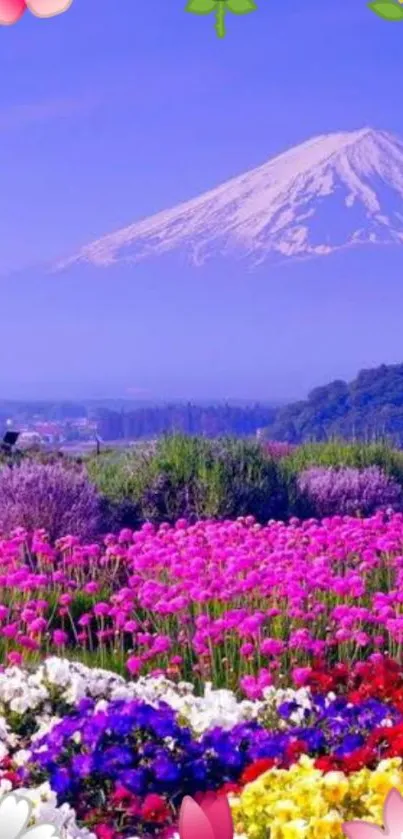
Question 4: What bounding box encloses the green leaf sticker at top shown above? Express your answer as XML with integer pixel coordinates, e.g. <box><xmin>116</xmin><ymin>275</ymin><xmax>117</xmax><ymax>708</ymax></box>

<box><xmin>368</xmin><ymin>0</ymin><xmax>403</xmax><ymax>18</ymax></box>
<box><xmin>186</xmin><ymin>0</ymin><xmax>216</xmax><ymax>13</ymax></box>
<box><xmin>225</xmin><ymin>0</ymin><xmax>257</xmax><ymax>12</ymax></box>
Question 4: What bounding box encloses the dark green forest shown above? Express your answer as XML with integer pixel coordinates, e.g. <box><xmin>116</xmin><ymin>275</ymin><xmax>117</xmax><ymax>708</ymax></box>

<box><xmin>265</xmin><ymin>363</ymin><xmax>403</xmax><ymax>444</ymax></box>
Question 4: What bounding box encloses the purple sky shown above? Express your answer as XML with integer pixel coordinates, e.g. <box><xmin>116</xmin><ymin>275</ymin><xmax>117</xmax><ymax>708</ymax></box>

<box><xmin>1</xmin><ymin>0</ymin><xmax>403</xmax><ymax>400</ymax></box>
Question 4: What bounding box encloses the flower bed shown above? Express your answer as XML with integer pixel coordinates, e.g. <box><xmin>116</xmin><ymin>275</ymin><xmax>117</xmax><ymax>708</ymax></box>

<box><xmin>0</xmin><ymin>512</ymin><xmax>403</xmax><ymax>691</ymax></box>
<box><xmin>1</xmin><ymin>512</ymin><xmax>403</xmax><ymax>837</ymax></box>
<box><xmin>0</xmin><ymin>656</ymin><xmax>400</xmax><ymax>838</ymax></box>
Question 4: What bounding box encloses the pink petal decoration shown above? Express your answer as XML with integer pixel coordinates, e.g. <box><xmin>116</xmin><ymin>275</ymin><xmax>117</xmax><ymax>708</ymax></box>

<box><xmin>383</xmin><ymin>788</ymin><xmax>403</xmax><ymax>836</ymax></box>
<box><xmin>26</xmin><ymin>0</ymin><xmax>72</xmax><ymax>16</ymax></box>
<box><xmin>343</xmin><ymin>823</ymin><xmax>384</xmax><ymax>839</ymax></box>
<box><xmin>179</xmin><ymin>797</ymin><xmax>216</xmax><ymax>839</ymax></box>
<box><xmin>343</xmin><ymin>788</ymin><xmax>403</xmax><ymax>839</ymax></box>
<box><xmin>0</xmin><ymin>0</ymin><xmax>26</xmax><ymax>24</ymax></box>
<box><xmin>199</xmin><ymin>794</ymin><xmax>234</xmax><ymax>839</ymax></box>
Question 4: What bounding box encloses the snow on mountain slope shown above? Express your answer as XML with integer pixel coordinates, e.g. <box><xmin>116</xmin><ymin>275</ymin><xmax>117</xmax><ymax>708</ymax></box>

<box><xmin>57</xmin><ymin>128</ymin><xmax>403</xmax><ymax>269</ymax></box>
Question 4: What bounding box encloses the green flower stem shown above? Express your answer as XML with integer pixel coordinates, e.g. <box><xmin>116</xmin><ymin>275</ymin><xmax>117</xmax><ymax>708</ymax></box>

<box><xmin>215</xmin><ymin>1</ymin><xmax>226</xmax><ymax>37</ymax></box>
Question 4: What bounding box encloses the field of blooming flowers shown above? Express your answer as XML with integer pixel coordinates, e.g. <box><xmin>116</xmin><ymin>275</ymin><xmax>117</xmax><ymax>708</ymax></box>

<box><xmin>3</xmin><ymin>509</ymin><xmax>403</xmax><ymax>838</ymax></box>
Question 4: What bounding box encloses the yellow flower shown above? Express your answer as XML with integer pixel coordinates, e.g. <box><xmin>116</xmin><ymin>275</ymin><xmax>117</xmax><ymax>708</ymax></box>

<box><xmin>368</xmin><ymin>769</ymin><xmax>401</xmax><ymax>797</ymax></box>
<box><xmin>282</xmin><ymin>820</ymin><xmax>310</xmax><ymax>839</ymax></box>
<box><xmin>322</xmin><ymin>772</ymin><xmax>349</xmax><ymax>804</ymax></box>
<box><xmin>311</xmin><ymin>811</ymin><xmax>343</xmax><ymax>839</ymax></box>
<box><xmin>230</xmin><ymin>756</ymin><xmax>403</xmax><ymax>839</ymax></box>
<box><xmin>272</xmin><ymin>800</ymin><xmax>299</xmax><ymax>823</ymax></box>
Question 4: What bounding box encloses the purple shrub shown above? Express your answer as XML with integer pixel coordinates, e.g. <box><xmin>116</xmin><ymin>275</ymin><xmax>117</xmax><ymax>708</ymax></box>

<box><xmin>0</xmin><ymin>460</ymin><xmax>103</xmax><ymax>540</ymax></box>
<box><xmin>297</xmin><ymin>465</ymin><xmax>403</xmax><ymax>518</ymax></box>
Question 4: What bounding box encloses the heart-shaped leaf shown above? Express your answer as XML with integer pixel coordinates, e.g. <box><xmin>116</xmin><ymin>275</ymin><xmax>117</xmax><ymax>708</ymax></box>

<box><xmin>225</xmin><ymin>0</ymin><xmax>257</xmax><ymax>12</ymax></box>
<box><xmin>368</xmin><ymin>1</ymin><xmax>403</xmax><ymax>19</ymax></box>
<box><xmin>186</xmin><ymin>0</ymin><xmax>216</xmax><ymax>13</ymax></box>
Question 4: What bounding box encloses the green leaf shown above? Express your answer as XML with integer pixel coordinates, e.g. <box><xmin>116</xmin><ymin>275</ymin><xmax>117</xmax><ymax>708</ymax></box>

<box><xmin>368</xmin><ymin>1</ymin><xmax>403</xmax><ymax>19</ymax></box>
<box><xmin>186</xmin><ymin>0</ymin><xmax>217</xmax><ymax>13</ymax></box>
<box><xmin>225</xmin><ymin>0</ymin><xmax>257</xmax><ymax>12</ymax></box>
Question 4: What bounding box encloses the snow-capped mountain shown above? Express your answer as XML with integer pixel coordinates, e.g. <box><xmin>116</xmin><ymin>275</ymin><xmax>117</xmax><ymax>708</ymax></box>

<box><xmin>58</xmin><ymin>128</ymin><xmax>403</xmax><ymax>269</ymax></box>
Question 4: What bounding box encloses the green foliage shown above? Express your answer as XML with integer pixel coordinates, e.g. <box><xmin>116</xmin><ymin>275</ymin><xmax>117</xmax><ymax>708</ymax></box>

<box><xmin>266</xmin><ymin>363</ymin><xmax>403</xmax><ymax>445</ymax></box>
<box><xmin>225</xmin><ymin>0</ymin><xmax>257</xmax><ymax>12</ymax></box>
<box><xmin>368</xmin><ymin>0</ymin><xmax>403</xmax><ymax>19</ymax></box>
<box><xmin>186</xmin><ymin>0</ymin><xmax>216</xmax><ymax>11</ymax></box>
<box><xmin>283</xmin><ymin>439</ymin><xmax>403</xmax><ymax>477</ymax></box>
<box><xmin>185</xmin><ymin>0</ymin><xmax>257</xmax><ymax>38</ymax></box>
<box><xmin>88</xmin><ymin>434</ymin><xmax>287</xmax><ymax>525</ymax></box>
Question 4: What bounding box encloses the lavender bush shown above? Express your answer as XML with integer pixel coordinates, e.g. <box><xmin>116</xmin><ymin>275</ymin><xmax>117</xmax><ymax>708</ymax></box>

<box><xmin>297</xmin><ymin>465</ymin><xmax>403</xmax><ymax>518</ymax></box>
<box><xmin>0</xmin><ymin>460</ymin><xmax>103</xmax><ymax>540</ymax></box>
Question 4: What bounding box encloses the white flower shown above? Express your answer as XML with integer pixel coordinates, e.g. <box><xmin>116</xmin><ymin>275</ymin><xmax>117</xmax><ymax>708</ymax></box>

<box><xmin>14</xmin><ymin>751</ymin><xmax>32</xmax><ymax>768</ymax></box>
<box><xmin>0</xmin><ymin>792</ymin><xmax>59</xmax><ymax>839</ymax></box>
<box><xmin>14</xmin><ymin>788</ymin><xmax>95</xmax><ymax>839</ymax></box>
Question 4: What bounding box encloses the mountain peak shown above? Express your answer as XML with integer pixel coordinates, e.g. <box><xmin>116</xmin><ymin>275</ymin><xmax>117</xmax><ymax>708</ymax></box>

<box><xmin>57</xmin><ymin>127</ymin><xmax>403</xmax><ymax>270</ymax></box>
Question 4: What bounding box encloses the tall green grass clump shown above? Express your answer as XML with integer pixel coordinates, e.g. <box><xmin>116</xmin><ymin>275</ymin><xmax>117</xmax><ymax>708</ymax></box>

<box><xmin>88</xmin><ymin>434</ymin><xmax>288</xmax><ymax>525</ymax></box>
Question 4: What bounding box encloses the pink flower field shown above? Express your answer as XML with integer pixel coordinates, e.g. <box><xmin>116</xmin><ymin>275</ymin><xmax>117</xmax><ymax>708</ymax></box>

<box><xmin>0</xmin><ymin>511</ymin><xmax>401</xmax><ymax>691</ymax></box>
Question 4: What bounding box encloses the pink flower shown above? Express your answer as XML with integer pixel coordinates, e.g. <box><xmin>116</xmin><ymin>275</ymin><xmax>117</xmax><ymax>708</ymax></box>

<box><xmin>260</xmin><ymin>638</ymin><xmax>285</xmax><ymax>656</ymax></box>
<box><xmin>292</xmin><ymin>667</ymin><xmax>312</xmax><ymax>687</ymax></box>
<box><xmin>29</xmin><ymin>617</ymin><xmax>47</xmax><ymax>633</ymax></box>
<box><xmin>7</xmin><ymin>651</ymin><xmax>22</xmax><ymax>666</ymax></box>
<box><xmin>127</xmin><ymin>656</ymin><xmax>142</xmax><ymax>675</ymax></box>
<box><xmin>2</xmin><ymin>623</ymin><xmax>19</xmax><ymax>639</ymax></box>
<box><xmin>78</xmin><ymin>614</ymin><xmax>92</xmax><ymax>627</ymax></box>
<box><xmin>124</xmin><ymin>620</ymin><xmax>138</xmax><ymax>633</ymax></box>
<box><xmin>83</xmin><ymin>582</ymin><xmax>100</xmax><ymax>595</ymax></box>
<box><xmin>59</xmin><ymin>594</ymin><xmax>72</xmax><ymax>607</ymax></box>
<box><xmin>152</xmin><ymin>635</ymin><xmax>172</xmax><ymax>654</ymax></box>
<box><xmin>93</xmin><ymin>602</ymin><xmax>110</xmax><ymax>617</ymax></box>
<box><xmin>52</xmin><ymin>629</ymin><xmax>68</xmax><ymax>646</ymax></box>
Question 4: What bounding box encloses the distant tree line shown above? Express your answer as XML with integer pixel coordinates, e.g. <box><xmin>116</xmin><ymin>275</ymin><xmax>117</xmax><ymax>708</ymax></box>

<box><xmin>96</xmin><ymin>403</ymin><xmax>276</xmax><ymax>441</ymax></box>
<box><xmin>5</xmin><ymin>360</ymin><xmax>403</xmax><ymax>446</ymax></box>
<box><xmin>265</xmin><ymin>363</ymin><xmax>403</xmax><ymax>445</ymax></box>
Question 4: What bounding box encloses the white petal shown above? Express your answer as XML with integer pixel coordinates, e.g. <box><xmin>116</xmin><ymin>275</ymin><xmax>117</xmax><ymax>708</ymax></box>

<box><xmin>26</xmin><ymin>0</ymin><xmax>72</xmax><ymax>16</ymax></box>
<box><xmin>22</xmin><ymin>826</ymin><xmax>60</xmax><ymax>839</ymax></box>
<box><xmin>0</xmin><ymin>795</ymin><xmax>31</xmax><ymax>839</ymax></box>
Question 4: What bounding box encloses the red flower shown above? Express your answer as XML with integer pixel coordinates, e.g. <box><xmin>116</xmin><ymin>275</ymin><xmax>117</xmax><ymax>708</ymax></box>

<box><xmin>94</xmin><ymin>825</ymin><xmax>116</xmax><ymax>839</ymax></box>
<box><xmin>141</xmin><ymin>794</ymin><xmax>170</xmax><ymax>823</ymax></box>
<box><xmin>341</xmin><ymin>746</ymin><xmax>376</xmax><ymax>774</ymax></box>
<box><xmin>241</xmin><ymin>758</ymin><xmax>275</xmax><ymax>785</ymax></box>
<box><xmin>110</xmin><ymin>785</ymin><xmax>135</xmax><ymax>805</ymax></box>
<box><xmin>285</xmin><ymin>739</ymin><xmax>307</xmax><ymax>763</ymax></box>
<box><xmin>314</xmin><ymin>756</ymin><xmax>340</xmax><ymax>773</ymax></box>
